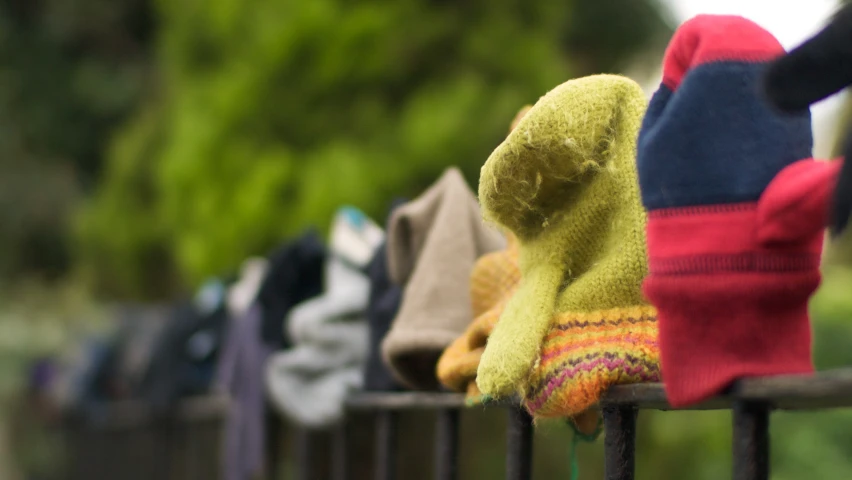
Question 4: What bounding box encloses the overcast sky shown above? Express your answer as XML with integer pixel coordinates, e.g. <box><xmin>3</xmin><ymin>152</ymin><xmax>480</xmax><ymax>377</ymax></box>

<box><xmin>659</xmin><ymin>0</ymin><xmax>844</xmax><ymax>156</ymax></box>
<box><xmin>664</xmin><ymin>0</ymin><xmax>839</xmax><ymax>48</ymax></box>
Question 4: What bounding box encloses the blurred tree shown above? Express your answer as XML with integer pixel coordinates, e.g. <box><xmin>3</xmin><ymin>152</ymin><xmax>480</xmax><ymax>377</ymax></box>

<box><xmin>79</xmin><ymin>0</ymin><xmax>673</xmax><ymax>298</ymax></box>
<box><xmin>0</xmin><ymin>0</ymin><xmax>153</xmax><ymax>280</ymax></box>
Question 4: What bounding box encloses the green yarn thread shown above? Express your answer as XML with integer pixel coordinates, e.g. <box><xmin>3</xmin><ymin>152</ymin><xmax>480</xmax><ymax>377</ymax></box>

<box><xmin>567</xmin><ymin>415</ymin><xmax>603</xmax><ymax>480</ymax></box>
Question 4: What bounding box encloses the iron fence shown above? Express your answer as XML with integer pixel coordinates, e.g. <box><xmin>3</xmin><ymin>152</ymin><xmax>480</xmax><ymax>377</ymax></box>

<box><xmin>285</xmin><ymin>368</ymin><xmax>852</xmax><ymax>480</ymax></box>
<box><xmin>60</xmin><ymin>396</ymin><xmax>229</xmax><ymax>480</ymax></box>
<box><xmin>52</xmin><ymin>368</ymin><xmax>852</xmax><ymax>480</ymax></box>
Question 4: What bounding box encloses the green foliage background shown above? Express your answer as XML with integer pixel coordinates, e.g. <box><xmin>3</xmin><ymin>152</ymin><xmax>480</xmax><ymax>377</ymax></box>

<box><xmin>6</xmin><ymin>0</ymin><xmax>852</xmax><ymax>479</ymax></box>
<box><xmin>0</xmin><ymin>0</ymin><xmax>151</xmax><ymax>282</ymax></box>
<box><xmin>75</xmin><ymin>0</ymin><xmax>673</xmax><ymax>299</ymax></box>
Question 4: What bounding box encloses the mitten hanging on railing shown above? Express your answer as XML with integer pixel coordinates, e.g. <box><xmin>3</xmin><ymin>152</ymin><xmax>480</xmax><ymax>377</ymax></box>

<box><xmin>476</xmin><ymin>75</ymin><xmax>659</xmax><ymax>428</ymax></box>
<box><xmin>637</xmin><ymin>14</ymin><xmax>843</xmax><ymax>408</ymax></box>
<box><xmin>436</xmin><ymin>231</ymin><xmax>521</xmax><ymax>402</ymax></box>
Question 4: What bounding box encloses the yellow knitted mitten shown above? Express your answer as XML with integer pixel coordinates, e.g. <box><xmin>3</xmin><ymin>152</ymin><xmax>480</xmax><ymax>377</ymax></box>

<box><xmin>476</xmin><ymin>75</ymin><xmax>654</xmax><ymax>399</ymax></box>
<box><xmin>436</xmin><ymin>232</ymin><xmax>521</xmax><ymax>402</ymax></box>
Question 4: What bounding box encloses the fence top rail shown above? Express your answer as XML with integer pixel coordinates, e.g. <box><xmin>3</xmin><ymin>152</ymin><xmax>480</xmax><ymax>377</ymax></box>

<box><xmin>345</xmin><ymin>368</ymin><xmax>852</xmax><ymax>412</ymax></box>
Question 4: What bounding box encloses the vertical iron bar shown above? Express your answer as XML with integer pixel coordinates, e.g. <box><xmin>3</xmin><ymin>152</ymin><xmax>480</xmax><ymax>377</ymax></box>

<box><xmin>266</xmin><ymin>408</ymin><xmax>281</xmax><ymax>480</ymax></box>
<box><xmin>603</xmin><ymin>405</ymin><xmax>638</xmax><ymax>480</ymax></box>
<box><xmin>375</xmin><ymin>411</ymin><xmax>397</xmax><ymax>480</ymax></box>
<box><xmin>732</xmin><ymin>401</ymin><xmax>770</xmax><ymax>480</ymax></box>
<box><xmin>296</xmin><ymin>428</ymin><xmax>313</xmax><ymax>480</ymax></box>
<box><xmin>434</xmin><ymin>409</ymin><xmax>460</xmax><ymax>480</ymax></box>
<box><xmin>156</xmin><ymin>419</ymin><xmax>174</xmax><ymax>480</ymax></box>
<box><xmin>506</xmin><ymin>407</ymin><xmax>533</xmax><ymax>480</ymax></box>
<box><xmin>333</xmin><ymin>419</ymin><xmax>350</xmax><ymax>480</ymax></box>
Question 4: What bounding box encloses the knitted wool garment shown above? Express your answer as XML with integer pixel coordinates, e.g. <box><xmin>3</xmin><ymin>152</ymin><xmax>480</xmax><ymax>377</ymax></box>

<box><xmin>363</xmin><ymin>240</ymin><xmax>405</xmax><ymax>391</ymax></box>
<box><xmin>364</xmin><ymin>199</ymin><xmax>407</xmax><ymax>391</ymax></box>
<box><xmin>382</xmin><ymin>168</ymin><xmax>505</xmax><ymax>390</ymax></box>
<box><xmin>256</xmin><ymin>231</ymin><xmax>326</xmax><ymax>348</ymax></box>
<box><xmin>436</xmin><ymin>231</ymin><xmax>521</xmax><ymax>401</ymax></box>
<box><xmin>435</xmin><ymin>105</ymin><xmax>530</xmax><ymax>401</ymax></box>
<box><xmin>265</xmin><ymin>207</ymin><xmax>383</xmax><ymax>428</ymax></box>
<box><xmin>637</xmin><ymin>15</ymin><xmax>842</xmax><ymax>407</ymax></box>
<box><xmin>476</xmin><ymin>75</ymin><xmax>660</xmax><ymax>420</ymax></box>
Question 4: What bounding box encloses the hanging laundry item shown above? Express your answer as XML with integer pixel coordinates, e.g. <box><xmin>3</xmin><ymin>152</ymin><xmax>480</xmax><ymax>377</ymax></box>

<box><xmin>138</xmin><ymin>279</ymin><xmax>229</xmax><ymax>413</ymax></box>
<box><xmin>265</xmin><ymin>207</ymin><xmax>383</xmax><ymax>428</ymax></box>
<box><xmin>475</xmin><ymin>75</ymin><xmax>660</xmax><ymax>431</ymax></box>
<box><xmin>218</xmin><ymin>305</ymin><xmax>269</xmax><ymax>480</ymax></box>
<box><xmin>55</xmin><ymin>335</ymin><xmax>119</xmax><ymax>420</ymax></box>
<box><xmin>115</xmin><ymin>306</ymin><xmax>172</xmax><ymax>394</ymax></box>
<box><xmin>437</xmin><ymin>230</ymin><xmax>520</xmax><ymax>402</ymax></box>
<box><xmin>637</xmin><ymin>15</ymin><xmax>841</xmax><ymax>407</ymax></box>
<box><xmin>217</xmin><ymin>230</ymin><xmax>327</xmax><ymax>480</ymax></box>
<box><xmin>227</xmin><ymin>257</ymin><xmax>268</xmax><ymax>319</ymax></box>
<box><xmin>436</xmin><ymin>108</ymin><xmax>529</xmax><ymax>402</ymax></box>
<box><xmin>363</xmin><ymin>200</ymin><xmax>407</xmax><ymax>392</ymax></box>
<box><xmin>217</xmin><ymin>258</ymin><xmax>270</xmax><ymax>480</ymax></box>
<box><xmin>382</xmin><ymin>168</ymin><xmax>505</xmax><ymax>390</ymax></box>
<box><xmin>257</xmin><ymin>231</ymin><xmax>326</xmax><ymax>349</ymax></box>
<box><xmin>44</xmin><ymin>304</ymin><xmax>170</xmax><ymax>419</ymax></box>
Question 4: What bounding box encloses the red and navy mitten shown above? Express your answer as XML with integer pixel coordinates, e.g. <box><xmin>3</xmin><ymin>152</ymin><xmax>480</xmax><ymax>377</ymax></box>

<box><xmin>636</xmin><ymin>14</ymin><xmax>843</xmax><ymax>407</ymax></box>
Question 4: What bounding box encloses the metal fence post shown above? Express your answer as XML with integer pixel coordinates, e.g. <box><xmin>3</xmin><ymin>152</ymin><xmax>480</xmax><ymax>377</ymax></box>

<box><xmin>434</xmin><ymin>409</ymin><xmax>460</xmax><ymax>480</ymax></box>
<box><xmin>296</xmin><ymin>429</ymin><xmax>314</xmax><ymax>480</ymax></box>
<box><xmin>506</xmin><ymin>407</ymin><xmax>533</xmax><ymax>480</ymax></box>
<box><xmin>603</xmin><ymin>405</ymin><xmax>638</xmax><ymax>480</ymax></box>
<box><xmin>375</xmin><ymin>411</ymin><xmax>398</xmax><ymax>480</ymax></box>
<box><xmin>732</xmin><ymin>401</ymin><xmax>770</xmax><ymax>480</ymax></box>
<box><xmin>333</xmin><ymin>419</ymin><xmax>350</xmax><ymax>480</ymax></box>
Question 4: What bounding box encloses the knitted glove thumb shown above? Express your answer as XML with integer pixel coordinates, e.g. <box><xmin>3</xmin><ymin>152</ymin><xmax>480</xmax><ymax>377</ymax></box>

<box><xmin>475</xmin><ymin>258</ymin><xmax>561</xmax><ymax>396</ymax></box>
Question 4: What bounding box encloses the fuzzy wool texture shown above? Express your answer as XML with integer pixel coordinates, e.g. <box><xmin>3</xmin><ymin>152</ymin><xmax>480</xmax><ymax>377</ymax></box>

<box><xmin>476</xmin><ymin>75</ymin><xmax>653</xmax><ymax>399</ymax></box>
<box><xmin>524</xmin><ymin>305</ymin><xmax>660</xmax><ymax>417</ymax></box>
<box><xmin>637</xmin><ymin>15</ymin><xmax>827</xmax><ymax>408</ymax></box>
<box><xmin>436</xmin><ymin>231</ymin><xmax>521</xmax><ymax>401</ymax></box>
<box><xmin>382</xmin><ymin>167</ymin><xmax>505</xmax><ymax>390</ymax></box>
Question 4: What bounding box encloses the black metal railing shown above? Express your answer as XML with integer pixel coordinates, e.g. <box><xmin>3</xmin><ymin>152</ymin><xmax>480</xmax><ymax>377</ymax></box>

<box><xmin>283</xmin><ymin>368</ymin><xmax>852</xmax><ymax>480</ymax></box>
<box><xmin>59</xmin><ymin>395</ymin><xmax>229</xmax><ymax>480</ymax></box>
<box><xmin>51</xmin><ymin>368</ymin><xmax>852</xmax><ymax>480</ymax></box>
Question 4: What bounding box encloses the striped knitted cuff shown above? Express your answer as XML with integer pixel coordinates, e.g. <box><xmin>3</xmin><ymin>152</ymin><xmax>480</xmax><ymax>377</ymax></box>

<box><xmin>523</xmin><ymin>306</ymin><xmax>660</xmax><ymax>418</ymax></box>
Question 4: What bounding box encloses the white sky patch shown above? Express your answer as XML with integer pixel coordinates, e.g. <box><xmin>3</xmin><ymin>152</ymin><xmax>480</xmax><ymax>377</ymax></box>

<box><xmin>664</xmin><ymin>0</ymin><xmax>839</xmax><ymax>49</ymax></box>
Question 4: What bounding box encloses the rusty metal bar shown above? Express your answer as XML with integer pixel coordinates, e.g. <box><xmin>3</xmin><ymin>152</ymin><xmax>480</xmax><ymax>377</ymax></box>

<box><xmin>434</xmin><ymin>409</ymin><xmax>460</xmax><ymax>480</ymax></box>
<box><xmin>604</xmin><ymin>405</ymin><xmax>638</xmax><ymax>480</ymax></box>
<box><xmin>506</xmin><ymin>407</ymin><xmax>533</xmax><ymax>480</ymax></box>
<box><xmin>375</xmin><ymin>411</ymin><xmax>398</xmax><ymax>480</ymax></box>
<box><xmin>732</xmin><ymin>401</ymin><xmax>770</xmax><ymax>480</ymax></box>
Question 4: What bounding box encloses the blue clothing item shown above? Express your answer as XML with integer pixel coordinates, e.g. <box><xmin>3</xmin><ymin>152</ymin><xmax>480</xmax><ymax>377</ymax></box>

<box><xmin>637</xmin><ymin>61</ymin><xmax>813</xmax><ymax>210</ymax></box>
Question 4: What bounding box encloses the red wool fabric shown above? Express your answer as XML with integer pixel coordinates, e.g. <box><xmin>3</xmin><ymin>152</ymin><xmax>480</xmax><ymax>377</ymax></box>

<box><xmin>662</xmin><ymin>14</ymin><xmax>784</xmax><ymax>90</ymax></box>
<box><xmin>645</xmin><ymin>159</ymin><xmax>842</xmax><ymax>407</ymax></box>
